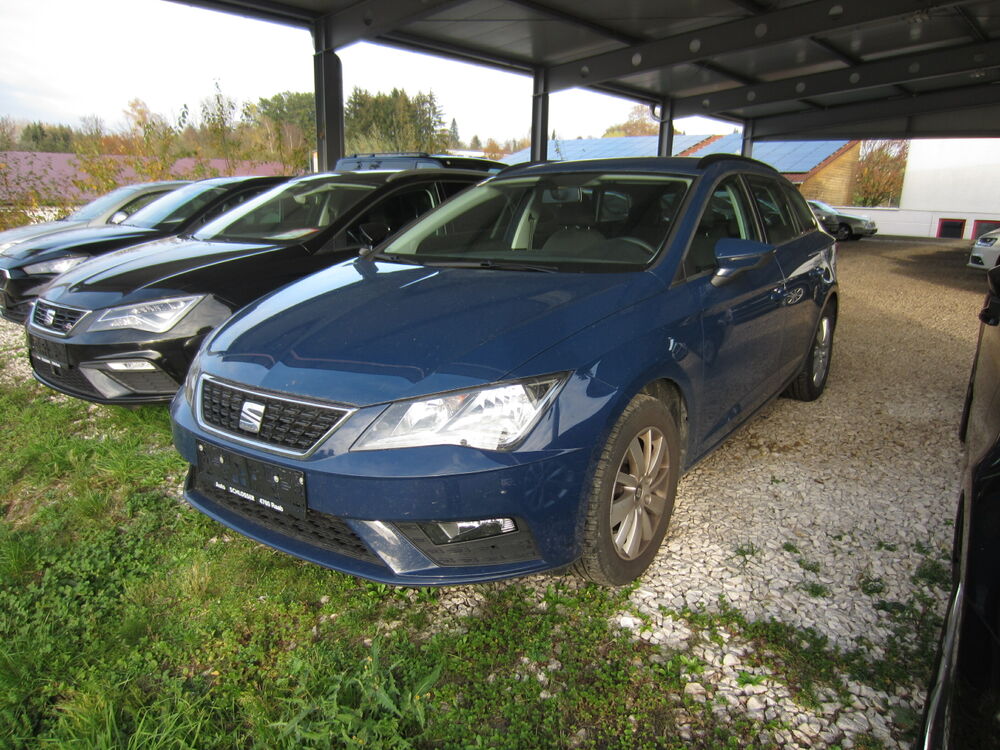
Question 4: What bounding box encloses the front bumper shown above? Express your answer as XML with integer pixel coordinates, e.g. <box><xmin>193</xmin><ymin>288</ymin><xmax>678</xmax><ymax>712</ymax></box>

<box><xmin>171</xmin><ymin>388</ymin><xmax>595</xmax><ymax>585</ymax></box>
<box><xmin>0</xmin><ymin>267</ymin><xmax>51</xmax><ymax>324</ymax></box>
<box><xmin>27</xmin><ymin>327</ymin><xmax>203</xmax><ymax>404</ymax></box>
<box><xmin>968</xmin><ymin>245</ymin><xmax>999</xmax><ymax>270</ymax></box>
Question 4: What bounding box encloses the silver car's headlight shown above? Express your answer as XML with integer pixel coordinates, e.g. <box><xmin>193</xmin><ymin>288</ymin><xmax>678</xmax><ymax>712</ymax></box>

<box><xmin>88</xmin><ymin>295</ymin><xmax>203</xmax><ymax>334</ymax></box>
<box><xmin>23</xmin><ymin>255</ymin><xmax>89</xmax><ymax>275</ymax></box>
<box><xmin>353</xmin><ymin>374</ymin><xmax>567</xmax><ymax>452</ymax></box>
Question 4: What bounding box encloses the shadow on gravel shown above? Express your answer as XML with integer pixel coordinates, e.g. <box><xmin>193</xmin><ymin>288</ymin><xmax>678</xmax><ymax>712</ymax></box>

<box><xmin>843</xmin><ymin>239</ymin><xmax>986</xmax><ymax>295</ymax></box>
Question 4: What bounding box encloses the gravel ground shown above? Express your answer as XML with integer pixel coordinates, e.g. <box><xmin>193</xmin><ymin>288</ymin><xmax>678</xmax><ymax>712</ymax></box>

<box><xmin>0</xmin><ymin>238</ymin><xmax>987</xmax><ymax>747</ymax></box>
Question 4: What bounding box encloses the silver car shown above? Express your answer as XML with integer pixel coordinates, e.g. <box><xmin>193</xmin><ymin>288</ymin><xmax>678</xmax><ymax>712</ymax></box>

<box><xmin>0</xmin><ymin>181</ymin><xmax>187</xmax><ymax>255</ymax></box>
<box><xmin>807</xmin><ymin>199</ymin><xmax>878</xmax><ymax>241</ymax></box>
<box><xmin>969</xmin><ymin>228</ymin><xmax>1000</xmax><ymax>270</ymax></box>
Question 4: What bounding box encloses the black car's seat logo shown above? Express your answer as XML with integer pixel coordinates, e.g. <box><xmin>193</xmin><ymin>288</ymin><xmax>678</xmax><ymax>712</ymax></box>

<box><xmin>239</xmin><ymin>401</ymin><xmax>266</xmax><ymax>433</ymax></box>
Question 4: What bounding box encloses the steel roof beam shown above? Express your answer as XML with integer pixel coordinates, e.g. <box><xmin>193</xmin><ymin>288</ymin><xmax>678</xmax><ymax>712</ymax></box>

<box><xmin>546</xmin><ymin>0</ymin><xmax>964</xmax><ymax>93</ymax></box>
<box><xmin>672</xmin><ymin>39</ymin><xmax>1000</xmax><ymax>118</ymax></box>
<box><xmin>315</xmin><ymin>0</ymin><xmax>465</xmax><ymax>52</ymax></box>
<box><xmin>164</xmin><ymin>0</ymin><xmax>317</xmax><ymax>27</ymax></box>
<box><xmin>955</xmin><ymin>5</ymin><xmax>989</xmax><ymax>41</ymax></box>
<box><xmin>751</xmin><ymin>81</ymin><xmax>1000</xmax><ymax>138</ymax></box>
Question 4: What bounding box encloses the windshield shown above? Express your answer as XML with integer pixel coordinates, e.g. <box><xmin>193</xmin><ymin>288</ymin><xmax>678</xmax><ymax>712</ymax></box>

<box><xmin>810</xmin><ymin>200</ymin><xmax>835</xmax><ymax>213</ymax></box>
<box><xmin>193</xmin><ymin>176</ymin><xmax>376</xmax><ymax>243</ymax></box>
<box><xmin>123</xmin><ymin>182</ymin><xmax>228</xmax><ymax>230</ymax></box>
<box><xmin>380</xmin><ymin>173</ymin><xmax>691</xmax><ymax>271</ymax></box>
<box><xmin>65</xmin><ymin>186</ymin><xmax>143</xmax><ymax>221</ymax></box>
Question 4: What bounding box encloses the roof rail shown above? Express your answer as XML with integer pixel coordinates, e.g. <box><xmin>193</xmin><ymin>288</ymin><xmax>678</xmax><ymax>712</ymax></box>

<box><xmin>495</xmin><ymin>159</ymin><xmax>548</xmax><ymax>175</ymax></box>
<box><xmin>695</xmin><ymin>153</ymin><xmax>776</xmax><ymax>171</ymax></box>
<box><xmin>341</xmin><ymin>152</ymin><xmax>432</xmax><ymax>159</ymax></box>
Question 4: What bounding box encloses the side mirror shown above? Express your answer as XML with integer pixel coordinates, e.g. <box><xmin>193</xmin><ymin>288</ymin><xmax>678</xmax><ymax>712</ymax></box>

<box><xmin>109</xmin><ymin>211</ymin><xmax>128</xmax><ymax>225</ymax></box>
<box><xmin>711</xmin><ymin>238</ymin><xmax>776</xmax><ymax>287</ymax></box>
<box><xmin>359</xmin><ymin>222</ymin><xmax>391</xmax><ymax>247</ymax></box>
<box><xmin>980</xmin><ymin>264</ymin><xmax>1000</xmax><ymax>325</ymax></box>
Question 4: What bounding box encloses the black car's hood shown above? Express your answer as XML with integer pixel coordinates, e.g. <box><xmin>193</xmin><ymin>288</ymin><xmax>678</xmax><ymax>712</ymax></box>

<box><xmin>42</xmin><ymin>236</ymin><xmax>329</xmax><ymax>312</ymax></box>
<box><xmin>4</xmin><ymin>223</ymin><xmax>160</xmax><ymax>260</ymax></box>
<box><xmin>0</xmin><ymin>220</ymin><xmax>86</xmax><ymax>248</ymax></box>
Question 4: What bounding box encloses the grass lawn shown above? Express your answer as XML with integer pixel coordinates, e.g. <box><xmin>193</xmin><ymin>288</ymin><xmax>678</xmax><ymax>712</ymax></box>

<box><xmin>0</xmin><ymin>373</ymin><xmax>941</xmax><ymax>749</ymax></box>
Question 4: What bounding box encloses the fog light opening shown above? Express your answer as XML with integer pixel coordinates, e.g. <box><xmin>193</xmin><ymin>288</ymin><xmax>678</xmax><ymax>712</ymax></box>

<box><xmin>105</xmin><ymin>360</ymin><xmax>158</xmax><ymax>372</ymax></box>
<box><xmin>421</xmin><ymin>517</ymin><xmax>518</xmax><ymax>545</ymax></box>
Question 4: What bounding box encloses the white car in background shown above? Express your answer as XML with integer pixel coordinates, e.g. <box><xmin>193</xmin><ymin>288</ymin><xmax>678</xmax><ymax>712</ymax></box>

<box><xmin>969</xmin><ymin>228</ymin><xmax>1000</xmax><ymax>269</ymax></box>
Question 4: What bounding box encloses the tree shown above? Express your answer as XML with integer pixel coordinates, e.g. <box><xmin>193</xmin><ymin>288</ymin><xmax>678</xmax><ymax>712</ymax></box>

<box><xmin>18</xmin><ymin>122</ymin><xmax>74</xmax><ymax>152</ymax></box>
<box><xmin>0</xmin><ymin>117</ymin><xmax>16</xmax><ymax>151</ymax></box>
<box><xmin>469</xmin><ymin>134</ymin><xmax>482</xmax><ymax>151</ymax></box>
<box><xmin>71</xmin><ymin>116</ymin><xmax>125</xmax><ymax>196</ymax></box>
<box><xmin>199</xmin><ymin>83</ymin><xmax>244</xmax><ymax>174</ymax></box>
<box><xmin>853</xmin><ymin>140</ymin><xmax>909</xmax><ymax>207</ymax></box>
<box><xmin>483</xmin><ymin>138</ymin><xmax>504</xmax><ymax>160</ymax></box>
<box><xmin>121</xmin><ymin>99</ymin><xmax>186</xmax><ymax>180</ymax></box>
<box><xmin>448</xmin><ymin>118</ymin><xmax>461</xmax><ymax>149</ymax></box>
<box><xmin>602</xmin><ymin>105</ymin><xmax>660</xmax><ymax>138</ymax></box>
<box><xmin>344</xmin><ymin>87</ymin><xmax>449</xmax><ymax>153</ymax></box>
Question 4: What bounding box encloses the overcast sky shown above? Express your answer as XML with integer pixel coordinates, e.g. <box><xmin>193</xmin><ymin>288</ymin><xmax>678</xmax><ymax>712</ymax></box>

<box><xmin>0</xmin><ymin>0</ymin><xmax>735</xmax><ymax>144</ymax></box>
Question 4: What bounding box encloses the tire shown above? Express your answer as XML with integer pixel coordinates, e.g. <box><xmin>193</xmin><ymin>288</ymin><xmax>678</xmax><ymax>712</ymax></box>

<box><xmin>784</xmin><ymin>304</ymin><xmax>836</xmax><ymax>401</ymax></box>
<box><xmin>574</xmin><ymin>395</ymin><xmax>680</xmax><ymax>585</ymax></box>
<box><xmin>835</xmin><ymin>223</ymin><xmax>853</xmax><ymax>241</ymax></box>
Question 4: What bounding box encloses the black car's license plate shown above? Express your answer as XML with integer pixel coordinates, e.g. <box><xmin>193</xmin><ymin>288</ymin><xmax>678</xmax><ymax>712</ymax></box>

<box><xmin>28</xmin><ymin>334</ymin><xmax>69</xmax><ymax>368</ymax></box>
<box><xmin>196</xmin><ymin>441</ymin><xmax>306</xmax><ymax>519</ymax></box>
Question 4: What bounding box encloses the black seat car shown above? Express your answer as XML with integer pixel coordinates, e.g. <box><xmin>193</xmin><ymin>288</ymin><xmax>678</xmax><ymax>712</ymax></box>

<box><xmin>25</xmin><ymin>169</ymin><xmax>486</xmax><ymax>405</ymax></box>
<box><xmin>920</xmin><ymin>263</ymin><xmax>1000</xmax><ymax>748</ymax></box>
<box><xmin>0</xmin><ymin>176</ymin><xmax>286</xmax><ymax>323</ymax></box>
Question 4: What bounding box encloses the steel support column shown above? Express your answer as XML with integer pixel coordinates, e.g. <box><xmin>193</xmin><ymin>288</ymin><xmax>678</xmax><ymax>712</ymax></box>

<box><xmin>657</xmin><ymin>99</ymin><xmax>674</xmax><ymax>157</ymax></box>
<box><xmin>530</xmin><ymin>68</ymin><xmax>550</xmax><ymax>162</ymax></box>
<box><xmin>313</xmin><ymin>49</ymin><xmax>345</xmax><ymax>171</ymax></box>
<box><xmin>741</xmin><ymin>121</ymin><xmax>754</xmax><ymax>157</ymax></box>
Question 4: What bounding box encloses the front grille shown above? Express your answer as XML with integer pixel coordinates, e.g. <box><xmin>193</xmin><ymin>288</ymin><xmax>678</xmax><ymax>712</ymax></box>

<box><xmin>31</xmin><ymin>357</ymin><xmax>101</xmax><ymax>398</ymax></box>
<box><xmin>32</xmin><ymin>300</ymin><xmax>87</xmax><ymax>335</ymax></box>
<box><xmin>200</xmin><ymin>377</ymin><xmax>350</xmax><ymax>454</ymax></box>
<box><xmin>106</xmin><ymin>369</ymin><xmax>179</xmax><ymax>395</ymax></box>
<box><xmin>192</xmin><ymin>470</ymin><xmax>383</xmax><ymax>565</ymax></box>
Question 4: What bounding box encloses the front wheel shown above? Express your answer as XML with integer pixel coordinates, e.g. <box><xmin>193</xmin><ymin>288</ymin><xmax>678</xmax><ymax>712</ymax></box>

<box><xmin>835</xmin><ymin>223</ymin><xmax>853</xmax><ymax>241</ymax></box>
<box><xmin>784</xmin><ymin>305</ymin><xmax>836</xmax><ymax>401</ymax></box>
<box><xmin>574</xmin><ymin>395</ymin><xmax>680</xmax><ymax>585</ymax></box>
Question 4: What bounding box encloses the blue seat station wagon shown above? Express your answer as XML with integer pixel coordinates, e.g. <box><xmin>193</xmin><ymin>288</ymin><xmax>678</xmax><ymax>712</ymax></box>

<box><xmin>170</xmin><ymin>155</ymin><xmax>838</xmax><ymax>586</ymax></box>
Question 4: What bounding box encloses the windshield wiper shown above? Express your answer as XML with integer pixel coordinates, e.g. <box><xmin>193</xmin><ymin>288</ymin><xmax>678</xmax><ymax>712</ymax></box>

<box><xmin>365</xmin><ymin>251</ymin><xmax>426</xmax><ymax>266</ymax></box>
<box><xmin>421</xmin><ymin>259</ymin><xmax>559</xmax><ymax>273</ymax></box>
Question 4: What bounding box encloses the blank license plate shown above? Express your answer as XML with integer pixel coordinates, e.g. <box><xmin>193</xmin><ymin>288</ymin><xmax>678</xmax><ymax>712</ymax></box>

<box><xmin>196</xmin><ymin>441</ymin><xmax>306</xmax><ymax>519</ymax></box>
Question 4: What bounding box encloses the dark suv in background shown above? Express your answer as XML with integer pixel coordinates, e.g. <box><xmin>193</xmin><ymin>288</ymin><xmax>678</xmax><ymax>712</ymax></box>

<box><xmin>26</xmin><ymin>169</ymin><xmax>485</xmax><ymax>405</ymax></box>
<box><xmin>0</xmin><ymin>176</ymin><xmax>285</xmax><ymax>323</ymax></box>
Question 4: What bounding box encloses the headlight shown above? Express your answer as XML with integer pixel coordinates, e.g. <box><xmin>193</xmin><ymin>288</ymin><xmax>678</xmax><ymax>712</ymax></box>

<box><xmin>354</xmin><ymin>374</ymin><xmax>566</xmax><ymax>452</ymax></box>
<box><xmin>88</xmin><ymin>295</ymin><xmax>203</xmax><ymax>334</ymax></box>
<box><xmin>22</xmin><ymin>255</ymin><xmax>89</xmax><ymax>275</ymax></box>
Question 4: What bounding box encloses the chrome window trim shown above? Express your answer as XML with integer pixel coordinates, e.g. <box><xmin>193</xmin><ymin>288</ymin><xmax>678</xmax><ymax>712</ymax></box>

<box><xmin>27</xmin><ymin>298</ymin><xmax>92</xmax><ymax>337</ymax></box>
<box><xmin>195</xmin><ymin>374</ymin><xmax>356</xmax><ymax>458</ymax></box>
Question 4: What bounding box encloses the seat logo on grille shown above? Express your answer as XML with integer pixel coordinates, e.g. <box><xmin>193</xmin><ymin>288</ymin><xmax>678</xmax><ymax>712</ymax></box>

<box><xmin>239</xmin><ymin>401</ymin><xmax>266</xmax><ymax>433</ymax></box>
<box><xmin>43</xmin><ymin>307</ymin><xmax>56</xmax><ymax>327</ymax></box>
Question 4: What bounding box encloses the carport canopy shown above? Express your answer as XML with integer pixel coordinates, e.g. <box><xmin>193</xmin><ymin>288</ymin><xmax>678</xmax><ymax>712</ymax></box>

<box><xmin>167</xmin><ymin>0</ymin><xmax>1000</xmax><ymax>169</ymax></box>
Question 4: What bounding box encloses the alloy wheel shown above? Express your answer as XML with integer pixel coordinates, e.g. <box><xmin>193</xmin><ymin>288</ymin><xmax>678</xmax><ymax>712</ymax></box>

<box><xmin>609</xmin><ymin>427</ymin><xmax>671</xmax><ymax>560</ymax></box>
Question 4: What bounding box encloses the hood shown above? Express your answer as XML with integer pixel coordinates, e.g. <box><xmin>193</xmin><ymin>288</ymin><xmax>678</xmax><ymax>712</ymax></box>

<box><xmin>203</xmin><ymin>259</ymin><xmax>664</xmax><ymax>407</ymax></box>
<box><xmin>0</xmin><ymin>220</ymin><xmax>85</xmax><ymax>250</ymax></box>
<box><xmin>3</xmin><ymin>223</ymin><xmax>160</xmax><ymax>261</ymax></box>
<box><xmin>42</xmin><ymin>235</ymin><xmax>321</xmax><ymax>312</ymax></box>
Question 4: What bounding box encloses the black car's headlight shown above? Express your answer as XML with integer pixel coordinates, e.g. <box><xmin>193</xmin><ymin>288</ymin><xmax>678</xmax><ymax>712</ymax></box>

<box><xmin>353</xmin><ymin>374</ymin><xmax>567</xmax><ymax>452</ymax></box>
<box><xmin>88</xmin><ymin>295</ymin><xmax>204</xmax><ymax>334</ymax></box>
<box><xmin>22</xmin><ymin>255</ymin><xmax>89</xmax><ymax>275</ymax></box>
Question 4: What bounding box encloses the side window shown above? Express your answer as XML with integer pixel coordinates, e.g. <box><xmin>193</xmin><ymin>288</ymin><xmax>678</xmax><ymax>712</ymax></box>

<box><xmin>344</xmin><ymin>186</ymin><xmax>437</xmax><ymax>244</ymax></box>
<box><xmin>116</xmin><ymin>190</ymin><xmax>170</xmax><ymax>218</ymax></box>
<box><xmin>684</xmin><ymin>177</ymin><xmax>757</xmax><ymax>277</ymax></box>
<box><xmin>437</xmin><ymin>181</ymin><xmax>475</xmax><ymax>201</ymax></box>
<box><xmin>198</xmin><ymin>187</ymin><xmax>269</xmax><ymax>225</ymax></box>
<box><xmin>782</xmin><ymin>184</ymin><xmax>817</xmax><ymax>233</ymax></box>
<box><xmin>746</xmin><ymin>177</ymin><xmax>798</xmax><ymax>245</ymax></box>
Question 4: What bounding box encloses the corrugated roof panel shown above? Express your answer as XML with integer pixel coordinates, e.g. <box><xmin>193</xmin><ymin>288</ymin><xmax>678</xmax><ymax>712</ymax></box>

<box><xmin>690</xmin><ymin>134</ymin><xmax>848</xmax><ymax>172</ymax></box>
<box><xmin>503</xmin><ymin>134</ymin><xmax>709</xmax><ymax>163</ymax></box>
<box><xmin>503</xmin><ymin>134</ymin><xmax>849</xmax><ymax>174</ymax></box>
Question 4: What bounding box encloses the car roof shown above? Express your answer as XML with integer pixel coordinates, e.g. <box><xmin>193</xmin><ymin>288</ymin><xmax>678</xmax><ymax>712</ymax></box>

<box><xmin>495</xmin><ymin>155</ymin><xmax>780</xmax><ymax>180</ymax></box>
<box><xmin>281</xmin><ymin>169</ymin><xmax>490</xmax><ymax>187</ymax></box>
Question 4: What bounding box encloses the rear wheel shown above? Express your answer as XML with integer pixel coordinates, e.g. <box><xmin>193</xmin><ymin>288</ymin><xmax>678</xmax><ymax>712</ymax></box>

<box><xmin>574</xmin><ymin>395</ymin><xmax>680</xmax><ymax>585</ymax></box>
<box><xmin>784</xmin><ymin>305</ymin><xmax>836</xmax><ymax>401</ymax></box>
<box><xmin>835</xmin><ymin>223</ymin><xmax>853</xmax><ymax>241</ymax></box>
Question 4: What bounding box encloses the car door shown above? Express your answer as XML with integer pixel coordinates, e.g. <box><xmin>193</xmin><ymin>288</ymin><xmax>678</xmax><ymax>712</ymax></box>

<box><xmin>745</xmin><ymin>176</ymin><xmax>833</xmax><ymax>383</ymax></box>
<box><xmin>683</xmin><ymin>174</ymin><xmax>787</xmax><ymax>455</ymax></box>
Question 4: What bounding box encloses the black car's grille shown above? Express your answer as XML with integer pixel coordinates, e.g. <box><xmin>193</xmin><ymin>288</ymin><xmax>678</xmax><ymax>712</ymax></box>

<box><xmin>32</xmin><ymin>300</ymin><xmax>87</xmax><ymax>334</ymax></box>
<box><xmin>200</xmin><ymin>378</ymin><xmax>350</xmax><ymax>454</ymax></box>
<box><xmin>192</xmin><ymin>470</ymin><xmax>383</xmax><ymax>565</ymax></box>
<box><xmin>31</xmin><ymin>357</ymin><xmax>101</xmax><ymax>398</ymax></box>
<box><xmin>106</xmin><ymin>369</ymin><xmax>179</xmax><ymax>395</ymax></box>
